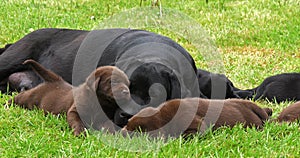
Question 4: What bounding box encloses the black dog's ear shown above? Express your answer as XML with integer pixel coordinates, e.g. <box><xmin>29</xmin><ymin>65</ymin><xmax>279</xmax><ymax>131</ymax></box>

<box><xmin>168</xmin><ymin>71</ymin><xmax>180</xmax><ymax>98</ymax></box>
<box><xmin>163</xmin><ymin>70</ymin><xmax>181</xmax><ymax>99</ymax></box>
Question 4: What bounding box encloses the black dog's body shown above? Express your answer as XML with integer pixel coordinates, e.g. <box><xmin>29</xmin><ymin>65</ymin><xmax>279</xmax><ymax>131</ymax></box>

<box><xmin>0</xmin><ymin>28</ymin><xmax>201</xmax><ymax>126</ymax></box>
<box><xmin>237</xmin><ymin>73</ymin><xmax>300</xmax><ymax>102</ymax></box>
<box><xmin>0</xmin><ymin>29</ymin><xmax>89</xmax><ymax>84</ymax></box>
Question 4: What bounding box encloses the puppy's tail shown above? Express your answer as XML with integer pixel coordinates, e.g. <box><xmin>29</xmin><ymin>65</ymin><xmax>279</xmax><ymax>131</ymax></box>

<box><xmin>23</xmin><ymin>59</ymin><xmax>62</xmax><ymax>82</ymax></box>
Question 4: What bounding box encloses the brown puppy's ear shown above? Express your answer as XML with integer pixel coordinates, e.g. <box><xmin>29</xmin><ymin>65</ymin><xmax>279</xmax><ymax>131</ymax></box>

<box><xmin>23</xmin><ymin>59</ymin><xmax>62</xmax><ymax>82</ymax></box>
<box><xmin>85</xmin><ymin>71</ymin><xmax>101</xmax><ymax>92</ymax></box>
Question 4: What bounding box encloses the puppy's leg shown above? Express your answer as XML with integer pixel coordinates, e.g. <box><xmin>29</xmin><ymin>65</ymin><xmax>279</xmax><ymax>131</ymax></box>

<box><xmin>12</xmin><ymin>91</ymin><xmax>38</xmax><ymax>110</ymax></box>
<box><xmin>67</xmin><ymin>104</ymin><xmax>86</xmax><ymax>136</ymax></box>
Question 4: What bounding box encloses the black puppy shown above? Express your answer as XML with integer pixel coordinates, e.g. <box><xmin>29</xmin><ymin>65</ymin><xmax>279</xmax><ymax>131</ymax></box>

<box><xmin>197</xmin><ymin>69</ymin><xmax>243</xmax><ymax>99</ymax></box>
<box><xmin>0</xmin><ymin>28</ymin><xmax>201</xmax><ymax>127</ymax></box>
<box><xmin>237</xmin><ymin>73</ymin><xmax>300</xmax><ymax>103</ymax></box>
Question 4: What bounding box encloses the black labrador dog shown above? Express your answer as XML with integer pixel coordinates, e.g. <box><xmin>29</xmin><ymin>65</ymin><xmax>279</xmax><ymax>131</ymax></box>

<box><xmin>236</xmin><ymin>73</ymin><xmax>300</xmax><ymax>103</ymax></box>
<box><xmin>0</xmin><ymin>28</ymin><xmax>202</xmax><ymax>127</ymax></box>
<box><xmin>196</xmin><ymin>69</ymin><xmax>247</xmax><ymax>99</ymax></box>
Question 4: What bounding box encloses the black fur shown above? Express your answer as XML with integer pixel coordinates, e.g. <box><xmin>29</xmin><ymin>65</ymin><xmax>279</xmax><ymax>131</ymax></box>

<box><xmin>253</xmin><ymin>73</ymin><xmax>300</xmax><ymax>102</ymax></box>
<box><xmin>196</xmin><ymin>69</ymin><xmax>242</xmax><ymax>99</ymax></box>
<box><xmin>235</xmin><ymin>73</ymin><xmax>300</xmax><ymax>103</ymax></box>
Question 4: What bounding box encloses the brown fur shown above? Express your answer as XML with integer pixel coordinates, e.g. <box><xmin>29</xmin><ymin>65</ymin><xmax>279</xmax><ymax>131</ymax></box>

<box><xmin>276</xmin><ymin>101</ymin><xmax>300</xmax><ymax>123</ymax></box>
<box><xmin>12</xmin><ymin>59</ymin><xmax>130</xmax><ymax>136</ymax></box>
<box><xmin>123</xmin><ymin>98</ymin><xmax>272</xmax><ymax>137</ymax></box>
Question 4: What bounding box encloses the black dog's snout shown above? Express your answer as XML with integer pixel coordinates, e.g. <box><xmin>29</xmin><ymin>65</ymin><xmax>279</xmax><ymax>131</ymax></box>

<box><xmin>114</xmin><ymin>109</ymin><xmax>133</xmax><ymax>127</ymax></box>
<box><xmin>119</xmin><ymin>111</ymin><xmax>132</xmax><ymax>118</ymax></box>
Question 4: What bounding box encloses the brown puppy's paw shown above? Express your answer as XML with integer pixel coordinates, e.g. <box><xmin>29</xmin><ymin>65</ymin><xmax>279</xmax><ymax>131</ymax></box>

<box><xmin>263</xmin><ymin>108</ymin><xmax>273</xmax><ymax>117</ymax></box>
<box><xmin>73</xmin><ymin>125</ymin><xmax>86</xmax><ymax>136</ymax></box>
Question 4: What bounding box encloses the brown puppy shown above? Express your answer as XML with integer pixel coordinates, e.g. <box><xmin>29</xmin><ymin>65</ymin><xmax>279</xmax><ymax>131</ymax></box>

<box><xmin>276</xmin><ymin>101</ymin><xmax>300</xmax><ymax>123</ymax></box>
<box><xmin>12</xmin><ymin>60</ymin><xmax>72</xmax><ymax>114</ymax></box>
<box><xmin>68</xmin><ymin>65</ymin><xmax>131</xmax><ymax>135</ymax></box>
<box><xmin>123</xmin><ymin>98</ymin><xmax>272</xmax><ymax>137</ymax></box>
<box><xmin>12</xmin><ymin>59</ymin><xmax>130</xmax><ymax>136</ymax></box>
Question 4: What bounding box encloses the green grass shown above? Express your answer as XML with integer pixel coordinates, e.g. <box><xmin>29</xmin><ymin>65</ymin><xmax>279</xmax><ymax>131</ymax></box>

<box><xmin>0</xmin><ymin>0</ymin><xmax>300</xmax><ymax>157</ymax></box>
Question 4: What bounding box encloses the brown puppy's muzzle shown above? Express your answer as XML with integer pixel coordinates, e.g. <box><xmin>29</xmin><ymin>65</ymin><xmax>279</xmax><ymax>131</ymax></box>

<box><xmin>121</xmin><ymin>126</ymin><xmax>128</xmax><ymax>135</ymax></box>
<box><xmin>112</xmin><ymin>84</ymin><xmax>131</xmax><ymax>103</ymax></box>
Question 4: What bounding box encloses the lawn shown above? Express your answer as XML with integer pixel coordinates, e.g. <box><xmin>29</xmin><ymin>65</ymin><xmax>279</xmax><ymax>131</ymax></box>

<box><xmin>0</xmin><ymin>0</ymin><xmax>300</xmax><ymax>157</ymax></box>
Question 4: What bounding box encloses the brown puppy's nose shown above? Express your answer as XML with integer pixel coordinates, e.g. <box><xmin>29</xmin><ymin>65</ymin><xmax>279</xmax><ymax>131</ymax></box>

<box><xmin>121</xmin><ymin>126</ymin><xmax>134</xmax><ymax>137</ymax></box>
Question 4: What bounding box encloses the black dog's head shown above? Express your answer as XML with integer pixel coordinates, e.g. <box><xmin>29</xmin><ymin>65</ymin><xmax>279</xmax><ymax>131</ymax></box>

<box><xmin>129</xmin><ymin>63</ymin><xmax>181</xmax><ymax>106</ymax></box>
<box><xmin>196</xmin><ymin>69</ymin><xmax>241</xmax><ymax>99</ymax></box>
<box><xmin>114</xmin><ymin>63</ymin><xmax>183</xmax><ymax>127</ymax></box>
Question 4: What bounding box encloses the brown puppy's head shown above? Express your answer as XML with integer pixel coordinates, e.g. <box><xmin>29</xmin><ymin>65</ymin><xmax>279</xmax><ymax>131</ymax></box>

<box><xmin>73</xmin><ymin>66</ymin><xmax>130</xmax><ymax>133</ymax></box>
<box><xmin>86</xmin><ymin>66</ymin><xmax>131</xmax><ymax>104</ymax></box>
<box><xmin>121</xmin><ymin>106</ymin><xmax>171</xmax><ymax>138</ymax></box>
<box><xmin>123</xmin><ymin>107</ymin><xmax>162</xmax><ymax>132</ymax></box>
<box><xmin>122</xmin><ymin>99</ymin><xmax>199</xmax><ymax>138</ymax></box>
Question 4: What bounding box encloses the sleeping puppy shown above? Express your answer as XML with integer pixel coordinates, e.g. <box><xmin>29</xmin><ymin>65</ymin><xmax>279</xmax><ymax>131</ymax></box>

<box><xmin>123</xmin><ymin>98</ymin><xmax>272</xmax><ymax>138</ymax></box>
<box><xmin>12</xmin><ymin>59</ymin><xmax>130</xmax><ymax>135</ymax></box>
<box><xmin>234</xmin><ymin>73</ymin><xmax>300</xmax><ymax>101</ymax></box>
<box><xmin>252</xmin><ymin>73</ymin><xmax>300</xmax><ymax>103</ymax></box>
<box><xmin>12</xmin><ymin>60</ymin><xmax>73</xmax><ymax>114</ymax></box>
<box><xmin>276</xmin><ymin>101</ymin><xmax>300</xmax><ymax>123</ymax></box>
<box><xmin>69</xmin><ymin>64</ymin><xmax>131</xmax><ymax>135</ymax></box>
<box><xmin>196</xmin><ymin>69</ymin><xmax>241</xmax><ymax>99</ymax></box>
